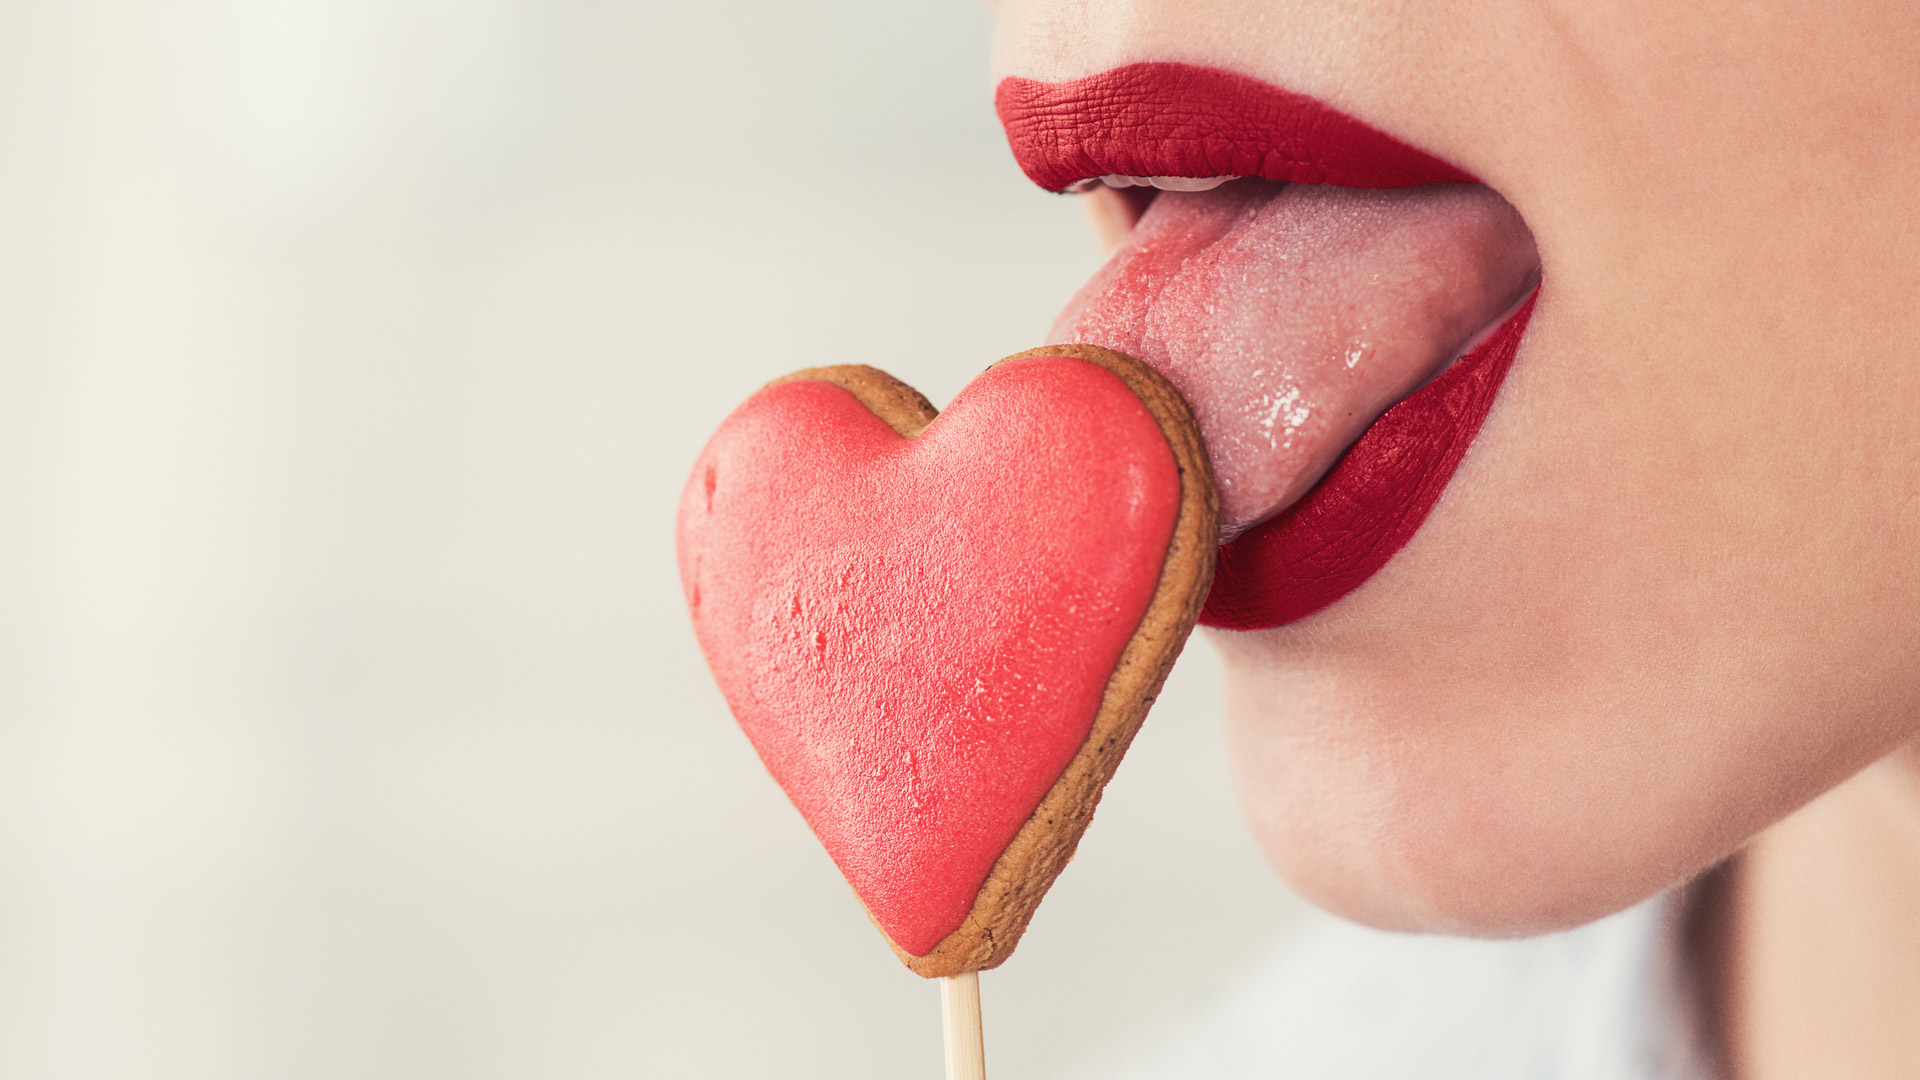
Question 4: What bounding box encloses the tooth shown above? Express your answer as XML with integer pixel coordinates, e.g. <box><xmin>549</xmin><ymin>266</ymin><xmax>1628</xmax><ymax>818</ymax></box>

<box><xmin>1151</xmin><ymin>176</ymin><xmax>1236</xmax><ymax>192</ymax></box>
<box><xmin>1098</xmin><ymin>175</ymin><xmax>1236</xmax><ymax>192</ymax></box>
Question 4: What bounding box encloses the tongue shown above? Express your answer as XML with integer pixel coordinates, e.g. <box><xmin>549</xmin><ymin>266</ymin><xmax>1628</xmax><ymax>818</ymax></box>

<box><xmin>1049</xmin><ymin>181</ymin><xmax>1540</xmax><ymax>541</ymax></box>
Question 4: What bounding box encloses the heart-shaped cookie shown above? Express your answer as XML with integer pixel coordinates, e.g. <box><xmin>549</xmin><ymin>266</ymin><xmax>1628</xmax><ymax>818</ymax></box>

<box><xmin>677</xmin><ymin>346</ymin><xmax>1215</xmax><ymax>976</ymax></box>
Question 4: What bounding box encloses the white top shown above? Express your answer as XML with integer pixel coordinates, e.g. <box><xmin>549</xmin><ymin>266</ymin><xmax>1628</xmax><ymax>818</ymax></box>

<box><xmin>1065</xmin><ymin>893</ymin><xmax>1721</xmax><ymax>1080</ymax></box>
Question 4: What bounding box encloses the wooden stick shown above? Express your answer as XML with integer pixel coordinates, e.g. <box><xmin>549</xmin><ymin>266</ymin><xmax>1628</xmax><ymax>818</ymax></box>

<box><xmin>941</xmin><ymin>972</ymin><xmax>986</xmax><ymax>1080</ymax></box>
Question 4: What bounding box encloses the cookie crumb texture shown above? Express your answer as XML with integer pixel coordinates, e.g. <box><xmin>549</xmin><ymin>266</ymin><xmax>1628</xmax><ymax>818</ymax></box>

<box><xmin>678</xmin><ymin>350</ymin><xmax>1215</xmax><ymax>976</ymax></box>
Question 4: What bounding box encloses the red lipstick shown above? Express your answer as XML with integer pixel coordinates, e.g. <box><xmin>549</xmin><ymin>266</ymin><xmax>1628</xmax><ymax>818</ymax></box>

<box><xmin>995</xmin><ymin>62</ymin><xmax>1476</xmax><ymax>192</ymax></box>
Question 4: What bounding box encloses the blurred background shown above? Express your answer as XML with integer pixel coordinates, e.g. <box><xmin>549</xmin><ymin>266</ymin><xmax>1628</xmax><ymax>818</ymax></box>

<box><xmin>0</xmin><ymin>1</ymin><xmax>1306</xmax><ymax>1076</ymax></box>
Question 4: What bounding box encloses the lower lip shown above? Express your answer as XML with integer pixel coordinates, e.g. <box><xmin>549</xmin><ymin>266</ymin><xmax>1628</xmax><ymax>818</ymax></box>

<box><xmin>1201</xmin><ymin>290</ymin><xmax>1537</xmax><ymax>630</ymax></box>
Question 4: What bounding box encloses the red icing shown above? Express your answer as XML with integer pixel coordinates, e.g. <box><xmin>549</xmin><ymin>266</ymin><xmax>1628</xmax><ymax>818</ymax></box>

<box><xmin>1201</xmin><ymin>293</ymin><xmax>1537</xmax><ymax>629</ymax></box>
<box><xmin>677</xmin><ymin>358</ymin><xmax>1180</xmax><ymax>955</ymax></box>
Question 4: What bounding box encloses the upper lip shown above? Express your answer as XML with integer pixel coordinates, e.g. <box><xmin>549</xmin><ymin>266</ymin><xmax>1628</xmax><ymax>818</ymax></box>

<box><xmin>994</xmin><ymin>61</ymin><xmax>1476</xmax><ymax>193</ymax></box>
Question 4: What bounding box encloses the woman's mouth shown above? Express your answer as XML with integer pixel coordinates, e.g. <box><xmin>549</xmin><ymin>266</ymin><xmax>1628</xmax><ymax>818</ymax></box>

<box><xmin>996</xmin><ymin>63</ymin><xmax>1543</xmax><ymax>629</ymax></box>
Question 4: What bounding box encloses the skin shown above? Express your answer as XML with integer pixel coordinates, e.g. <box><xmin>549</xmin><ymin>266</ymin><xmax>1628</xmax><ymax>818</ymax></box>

<box><xmin>1712</xmin><ymin>747</ymin><xmax>1920</xmax><ymax>1079</ymax></box>
<box><xmin>990</xmin><ymin>1</ymin><xmax>1920</xmax><ymax>1074</ymax></box>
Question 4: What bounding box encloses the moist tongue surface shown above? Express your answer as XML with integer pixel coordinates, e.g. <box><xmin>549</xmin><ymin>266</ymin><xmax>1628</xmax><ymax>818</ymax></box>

<box><xmin>1050</xmin><ymin>180</ymin><xmax>1540</xmax><ymax>540</ymax></box>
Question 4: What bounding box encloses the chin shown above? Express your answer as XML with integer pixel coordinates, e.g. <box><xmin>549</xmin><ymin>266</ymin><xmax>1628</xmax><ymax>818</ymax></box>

<box><xmin>1213</xmin><ymin>629</ymin><xmax>1754</xmax><ymax>938</ymax></box>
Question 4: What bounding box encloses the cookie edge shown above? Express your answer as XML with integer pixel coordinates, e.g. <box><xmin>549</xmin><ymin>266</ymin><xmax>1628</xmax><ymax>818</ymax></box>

<box><xmin>769</xmin><ymin>353</ymin><xmax>1216</xmax><ymax>977</ymax></box>
<box><xmin>768</xmin><ymin>365</ymin><xmax>939</xmax><ymax>438</ymax></box>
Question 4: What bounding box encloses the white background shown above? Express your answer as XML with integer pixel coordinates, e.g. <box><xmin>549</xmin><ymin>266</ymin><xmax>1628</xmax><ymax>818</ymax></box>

<box><xmin>0</xmin><ymin>2</ymin><xmax>1307</xmax><ymax>1076</ymax></box>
